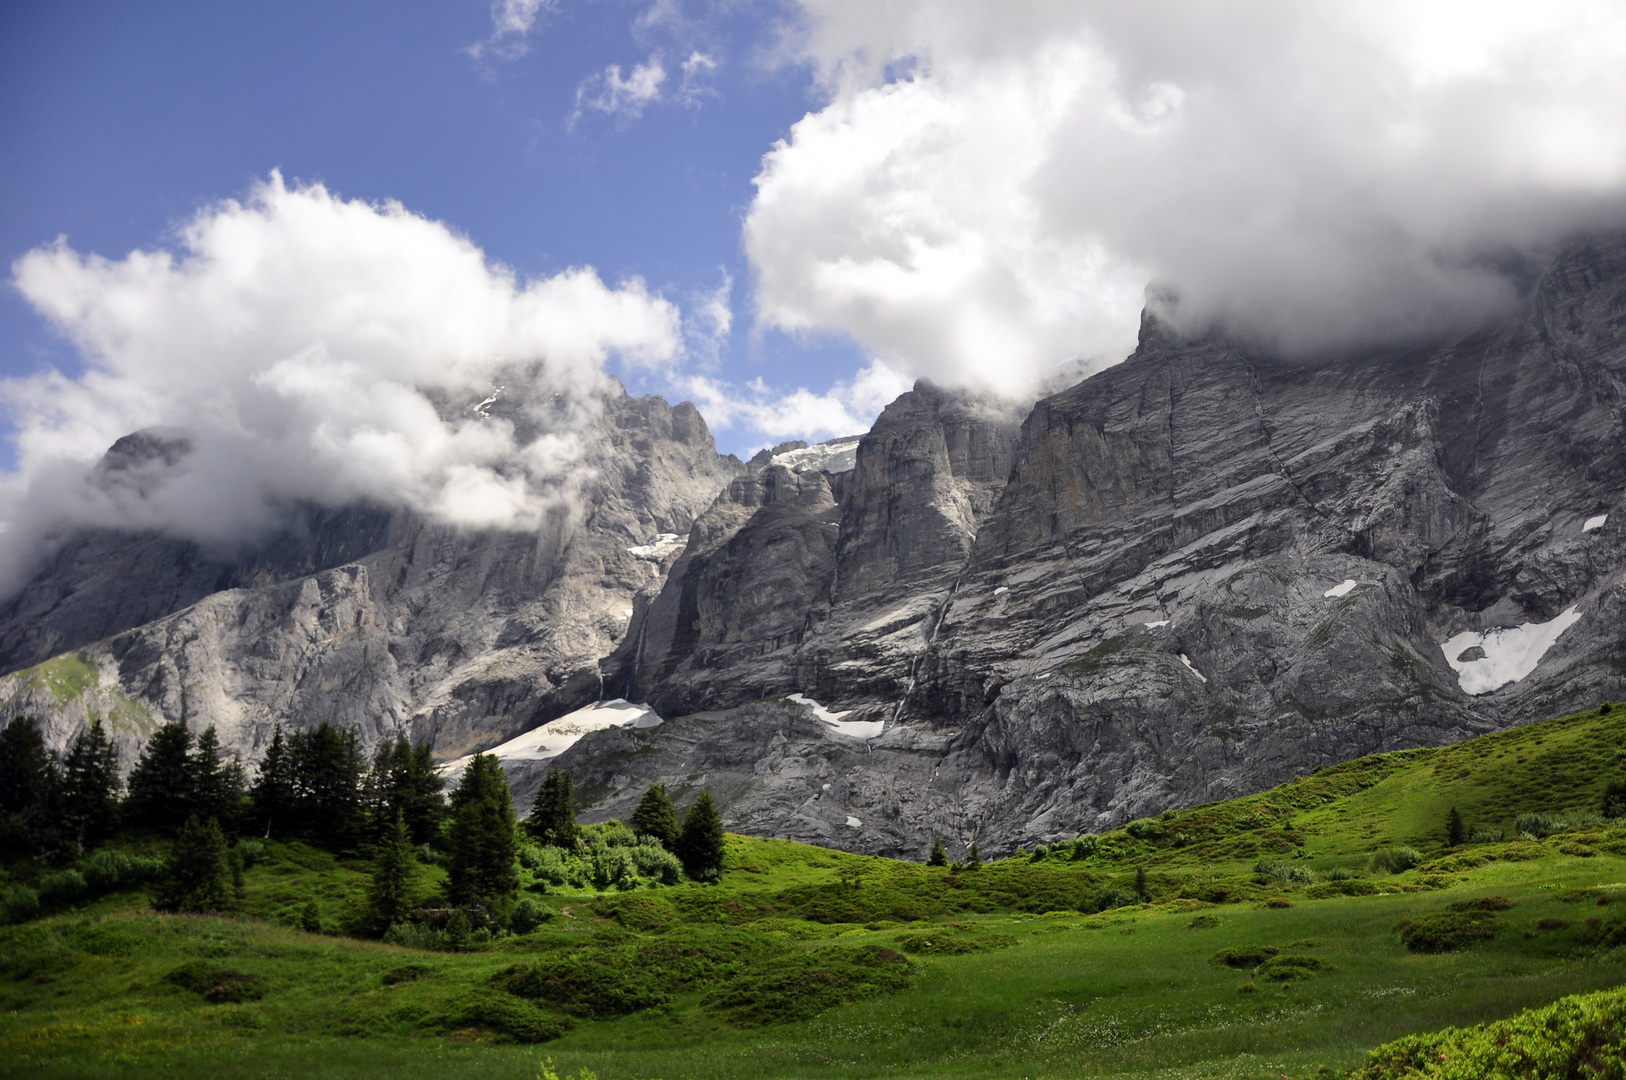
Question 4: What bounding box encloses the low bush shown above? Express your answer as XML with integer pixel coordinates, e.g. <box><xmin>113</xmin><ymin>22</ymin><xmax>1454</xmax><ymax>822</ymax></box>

<box><xmin>1255</xmin><ymin>860</ymin><xmax>1316</xmax><ymax>885</ymax></box>
<box><xmin>1515</xmin><ymin>813</ymin><xmax>1571</xmax><ymax>839</ymax></box>
<box><xmin>1468</xmin><ymin>827</ymin><xmax>1504</xmax><ymax>844</ymax></box>
<box><xmin>1325</xmin><ymin>867</ymin><xmax>1359</xmax><ymax>881</ymax></box>
<box><xmin>701</xmin><ymin>945</ymin><xmax>912</xmax><ymax>1026</ymax></box>
<box><xmin>1124</xmin><ymin>819</ymin><xmax>1164</xmax><ymax>841</ymax></box>
<box><xmin>497</xmin><ymin>954</ymin><xmax>673</xmax><ymax>1018</ymax></box>
<box><xmin>593</xmin><ymin>893</ymin><xmax>675</xmax><ymax>932</ymax></box>
<box><xmin>381</xmin><ymin>963</ymin><xmax>431</xmax><ymax>985</ymax></box>
<box><xmin>1187</xmin><ymin>914</ymin><xmax>1221</xmax><ymax>929</ymax></box>
<box><xmin>163</xmin><ymin>960</ymin><xmax>266</xmax><ymax>1003</ymax></box>
<box><xmin>1258</xmin><ymin>954</ymin><xmax>1333</xmax><ymax>980</ymax></box>
<box><xmin>37</xmin><ymin>869</ymin><xmax>88</xmax><ymax>905</ymax></box>
<box><xmin>510</xmin><ymin>898</ymin><xmax>551</xmax><ymax>935</ymax></box>
<box><xmin>1070</xmin><ymin>835</ymin><xmax>1099</xmax><ymax>860</ymax></box>
<box><xmin>1396</xmin><ymin>910</ymin><xmax>1502</xmax><ymax>953</ymax></box>
<box><xmin>445</xmin><ymin>989</ymin><xmax>572</xmax><ymax>1043</ymax></box>
<box><xmin>629</xmin><ymin>841</ymin><xmax>683</xmax><ymax>885</ymax></box>
<box><xmin>1369</xmin><ymin>847</ymin><xmax>1424</xmax><ymax>874</ymax></box>
<box><xmin>1093</xmin><ymin>887</ymin><xmax>1139</xmax><ymax>912</ymax></box>
<box><xmin>1209</xmin><ymin>945</ymin><xmax>1280</xmax><ymax>969</ymax></box>
<box><xmin>234</xmin><ymin>840</ymin><xmax>265</xmax><ymax>868</ymax></box>
<box><xmin>383</xmin><ymin>922</ymin><xmax>449</xmax><ymax>951</ymax></box>
<box><xmin>1533</xmin><ymin>917</ymin><xmax>1571</xmax><ymax>931</ymax></box>
<box><xmin>892</xmin><ymin>928</ymin><xmax>1018</xmax><ymax>955</ymax></box>
<box><xmin>1446</xmin><ymin>895</ymin><xmax>1514</xmax><ymax>913</ymax></box>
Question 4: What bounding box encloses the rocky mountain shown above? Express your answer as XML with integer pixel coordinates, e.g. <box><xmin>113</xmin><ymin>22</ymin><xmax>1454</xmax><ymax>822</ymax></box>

<box><xmin>4</xmin><ymin>235</ymin><xmax>1624</xmax><ymax>857</ymax></box>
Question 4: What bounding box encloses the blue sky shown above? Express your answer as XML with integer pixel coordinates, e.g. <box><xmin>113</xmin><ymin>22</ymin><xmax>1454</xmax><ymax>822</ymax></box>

<box><xmin>0</xmin><ymin>0</ymin><xmax>867</xmax><ymax>462</ymax></box>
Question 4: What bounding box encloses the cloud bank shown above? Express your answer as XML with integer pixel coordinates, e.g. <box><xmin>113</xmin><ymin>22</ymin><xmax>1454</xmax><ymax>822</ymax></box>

<box><xmin>2</xmin><ymin>172</ymin><xmax>681</xmax><ymax>588</ymax></box>
<box><xmin>748</xmin><ymin>0</ymin><xmax>1626</xmax><ymax>395</ymax></box>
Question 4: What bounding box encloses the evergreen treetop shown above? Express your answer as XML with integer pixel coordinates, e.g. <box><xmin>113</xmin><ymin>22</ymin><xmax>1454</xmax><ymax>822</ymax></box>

<box><xmin>630</xmin><ymin>782</ymin><xmax>679</xmax><ymax>849</ymax></box>
<box><xmin>0</xmin><ymin>715</ymin><xmax>62</xmax><ymax>856</ymax></box>
<box><xmin>447</xmin><ymin>753</ymin><xmax>519</xmax><ymax>914</ymax></box>
<box><xmin>676</xmin><ymin>789</ymin><xmax>726</xmax><ymax>883</ymax></box>
<box><xmin>364</xmin><ymin>809</ymin><xmax>419</xmax><ymax>936</ymax></box>
<box><xmin>927</xmin><ymin>836</ymin><xmax>948</xmax><ymax>867</ymax></box>
<box><xmin>126</xmin><ymin>720</ymin><xmax>195</xmax><ymax>831</ymax></box>
<box><xmin>152</xmin><ymin>815</ymin><xmax>234</xmax><ymax>914</ymax></box>
<box><xmin>61</xmin><ymin>718</ymin><xmax>121</xmax><ymax>846</ymax></box>
<box><xmin>529</xmin><ymin>763</ymin><xmax>577</xmax><ymax>849</ymax></box>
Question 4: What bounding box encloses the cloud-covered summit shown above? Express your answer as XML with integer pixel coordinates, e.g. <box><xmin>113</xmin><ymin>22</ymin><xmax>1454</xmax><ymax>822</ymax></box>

<box><xmin>1</xmin><ymin>172</ymin><xmax>682</xmax><ymax>591</ymax></box>
<box><xmin>748</xmin><ymin>0</ymin><xmax>1626</xmax><ymax>395</ymax></box>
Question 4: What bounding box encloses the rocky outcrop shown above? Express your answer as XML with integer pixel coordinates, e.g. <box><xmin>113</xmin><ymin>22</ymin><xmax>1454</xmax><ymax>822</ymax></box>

<box><xmin>5</xmin><ymin>236</ymin><xmax>1625</xmax><ymax>858</ymax></box>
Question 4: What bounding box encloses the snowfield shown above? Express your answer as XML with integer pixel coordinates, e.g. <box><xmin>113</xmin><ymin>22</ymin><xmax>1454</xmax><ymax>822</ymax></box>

<box><xmin>1441</xmin><ymin>606</ymin><xmax>1584</xmax><ymax>696</ymax></box>
<box><xmin>772</xmin><ymin>436</ymin><xmax>862</xmax><ymax>475</ymax></box>
<box><xmin>440</xmin><ymin>699</ymin><xmax>662</xmax><ymax>781</ymax></box>
<box><xmin>786</xmin><ymin>693</ymin><xmax>885</xmax><ymax>739</ymax></box>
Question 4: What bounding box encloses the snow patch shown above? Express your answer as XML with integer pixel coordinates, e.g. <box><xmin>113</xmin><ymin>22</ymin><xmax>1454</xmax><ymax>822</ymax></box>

<box><xmin>1323</xmin><ymin>579</ymin><xmax>1358</xmax><ymax>598</ymax></box>
<box><xmin>471</xmin><ymin>385</ymin><xmax>505</xmax><ymax>417</ymax></box>
<box><xmin>787</xmin><ymin>693</ymin><xmax>885</xmax><ymax>739</ymax></box>
<box><xmin>772</xmin><ymin>436</ymin><xmax>861</xmax><ymax>475</ymax></box>
<box><xmin>1583</xmin><ymin>514</ymin><xmax>1608</xmax><ymax>533</ymax></box>
<box><xmin>1441</xmin><ymin>606</ymin><xmax>1584</xmax><ymax>695</ymax></box>
<box><xmin>627</xmin><ymin>533</ymin><xmax>684</xmax><ymax>561</ymax></box>
<box><xmin>1144</xmin><ymin>619</ymin><xmax>1169</xmax><ymax>629</ymax></box>
<box><xmin>845</xmin><ymin>816</ymin><xmax>863</xmax><ymax>828</ymax></box>
<box><xmin>1179</xmin><ymin>654</ymin><xmax>1208</xmax><ymax>683</ymax></box>
<box><xmin>441</xmin><ymin>699</ymin><xmax>661</xmax><ymax>780</ymax></box>
<box><xmin>993</xmin><ymin>586</ymin><xmax>1009</xmax><ymax>596</ymax></box>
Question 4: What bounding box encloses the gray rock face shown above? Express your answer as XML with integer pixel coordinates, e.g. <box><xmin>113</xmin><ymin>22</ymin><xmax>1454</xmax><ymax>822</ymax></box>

<box><xmin>0</xmin><ymin>383</ymin><xmax>739</xmax><ymax>770</ymax></box>
<box><xmin>6</xmin><ymin>237</ymin><xmax>1626</xmax><ymax>859</ymax></box>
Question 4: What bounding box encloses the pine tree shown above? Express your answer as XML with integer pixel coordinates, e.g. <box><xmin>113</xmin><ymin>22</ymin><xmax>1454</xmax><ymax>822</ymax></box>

<box><xmin>529</xmin><ymin>763</ymin><xmax>577</xmax><ymax>848</ymax></box>
<box><xmin>365</xmin><ymin>810</ymin><xmax>419</xmax><ymax>936</ymax></box>
<box><xmin>191</xmin><ymin>726</ymin><xmax>244</xmax><ymax>833</ymax></box>
<box><xmin>126</xmin><ymin>721</ymin><xmax>195</xmax><ymax>831</ymax></box>
<box><xmin>965</xmin><ymin>841</ymin><xmax>982</xmax><ymax>870</ymax></box>
<box><xmin>152</xmin><ymin>815</ymin><xmax>234</xmax><ymax>913</ymax></box>
<box><xmin>630</xmin><ymin>782</ymin><xmax>679</xmax><ymax>849</ymax></box>
<box><xmin>250</xmin><ymin>724</ymin><xmax>296</xmax><ymax>838</ymax></box>
<box><xmin>447</xmin><ymin>754</ymin><xmax>519</xmax><ymax>914</ymax></box>
<box><xmin>927</xmin><ymin>836</ymin><xmax>948</xmax><ymax>867</ymax></box>
<box><xmin>368</xmin><ymin>736</ymin><xmax>446</xmax><ymax>846</ymax></box>
<box><xmin>676</xmin><ymin>790</ymin><xmax>726</xmax><ymax>883</ymax></box>
<box><xmin>0</xmin><ymin>716</ymin><xmax>62</xmax><ymax>856</ymax></box>
<box><xmin>292</xmin><ymin>722</ymin><xmax>367</xmax><ymax>847</ymax></box>
<box><xmin>1446</xmin><ymin>806</ymin><xmax>1466</xmax><ymax>847</ymax></box>
<box><xmin>61</xmin><ymin>718</ymin><xmax>121</xmax><ymax>847</ymax></box>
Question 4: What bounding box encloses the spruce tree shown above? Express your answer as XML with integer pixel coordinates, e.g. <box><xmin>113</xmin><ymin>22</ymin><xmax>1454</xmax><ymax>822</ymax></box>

<box><xmin>965</xmin><ymin>841</ymin><xmax>982</xmax><ymax>870</ymax></box>
<box><xmin>1446</xmin><ymin>806</ymin><xmax>1466</xmax><ymax>847</ymax></box>
<box><xmin>292</xmin><ymin>722</ymin><xmax>367</xmax><ymax>847</ymax></box>
<box><xmin>0</xmin><ymin>716</ymin><xmax>61</xmax><ymax>856</ymax></box>
<box><xmin>365</xmin><ymin>810</ymin><xmax>419</xmax><ymax>935</ymax></box>
<box><xmin>529</xmin><ymin>763</ymin><xmax>577</xmax><ymax>848</ymax></box>
<box><xmin>368</xmin><ymin>736</ymin><xmax>446</xmax><ymax>846</ymax></box>
<box><xmin>447</xmin><ymin>754</ymin><xmax>519</xmax><ymax>914</ymax></box>
<box><xmin>630</xmin><ymin>782</ymin><xmax>679</xmax><ymax>849</ymax></box>
<box><xmin>191</xmin><ymin>726</ymin><xmax>244</xmax><ymax>833</ymax></box>
<box><xmin>61</xmin><ymin>718</ymin><xmax>121</xmax><ymax>846</ymax></box>
<box><xmin>676</xmin><ymin>790</ymin><xmax>726</xmax><ymax>883</ymax></box>
<box><xmin>126</xmin><ymin>721</ymin><xmax>194</xmax><ymax>831</ymax></box>
<box><xmin>152</xmin><ymin>815</ymin><xmax>234</xmax><ymax>913</ymax></box>
<box><xmin>250</xmin><ymin>724</ymin><xmax>296</xmax><ymax>838</ymax></box>
<box><xmin>927</xmin><ymin>836</ymin><xmax>948</xmax><ymax>867</ymax></box>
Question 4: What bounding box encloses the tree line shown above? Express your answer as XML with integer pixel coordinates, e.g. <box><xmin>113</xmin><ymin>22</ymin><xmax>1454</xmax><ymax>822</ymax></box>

<box><xmin>1</xmin><ymin>714</ymin><xmax>725</xmax><ymax>938</ymax></box>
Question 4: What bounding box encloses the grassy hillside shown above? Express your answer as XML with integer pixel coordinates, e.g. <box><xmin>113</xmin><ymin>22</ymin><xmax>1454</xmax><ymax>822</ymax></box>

<box><xmin>4</xmin><ymin>703</ymin><xmax>1626</xmax><ymax>1079</ymax></box>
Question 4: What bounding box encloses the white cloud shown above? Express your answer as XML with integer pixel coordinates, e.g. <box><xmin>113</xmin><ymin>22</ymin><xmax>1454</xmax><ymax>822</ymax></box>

<box><xmin>749</xmin><ymin>0</ymin><xmax>1626</xmax><ymax>396</ymax></box>
<box><xmin>468</xmin><ymin>0</ymin><xmax>554</xmax><ymax>62</ymax></box>
<box><xmin>679</xmin><ymin>360</ymin><xmax>913</xmax><ymax>445</ymax></box>
<box><xmin>2</xmin><ymin>172</ymin><xmax>681</xmax><ymax>589</ymax></box>
<box><xmin>678</xmin><ymin>50</ymin><xmax>720</xmax><ymax>105</ymax></box>
<box><xmin>573</xmin><ymin>57</ymin><xmax>669</xmax><ymax>127</ymax></box>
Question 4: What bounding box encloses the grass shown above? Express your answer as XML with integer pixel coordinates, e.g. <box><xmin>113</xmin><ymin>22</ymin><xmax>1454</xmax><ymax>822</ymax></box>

<box><xmin>2</xmin><ymin>703</ymin><xmax>1625</xmax><ymax>1078</ymax></box>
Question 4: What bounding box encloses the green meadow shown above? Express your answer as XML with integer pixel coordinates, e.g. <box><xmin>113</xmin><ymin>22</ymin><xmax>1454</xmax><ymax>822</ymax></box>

<box><xmin>5</xmin><ymin>704</ymin><xmax>1626</xmax><ymax>1080</ymax></box>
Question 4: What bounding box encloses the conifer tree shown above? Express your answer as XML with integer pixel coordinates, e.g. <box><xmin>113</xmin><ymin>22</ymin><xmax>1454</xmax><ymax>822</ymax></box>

<box><xmin>0</xmin><ymin>716</ymin><xmax>61</xmax><ymax>856</ymax></box>
<box><xmin>447</xmin><ymin>754</ymin><xmax>519</xmax><ymax>914</ymax></box>
<box><xmin>190</xmin><ymin>726</ymin><xmax>245</xmax><ymax>833</ymax></box>
<box><xmin>368</xmin><ymin>736</ymin><xmax>446</xmax><ymax>846</ymax></box>
<box><xmin>927</xmin><ymin>836</ymin><xmax>948</xmax><ymax>867</ymax></box>
<box><xmin>1134</xmin><ymin>866</ymin><xmax>1149</xmax><ymax>900</ymax></box>
<box><xmin>630</xmin><ymin>782</ymin><xmax>679</xmax><ymax>848</ymax></box>
<box><xmin>152</xmin><ymin>815</ymin><xmax>234</xmax><ymax>913</ymax></box>
<box><xmin>126</xmin><ymin>721</ymin><xmax>195</xmax><ymax>831</ymax></box>
<box><xmin>61</xmin><ymin>718</ymin><xmax>121</xmax><ymax>846</ymax></box>
<box><xmin>965</xmin><ymin>841</ymin><xmax>982</xmax><ymax>870</ymax></box>
<box><xmin>1446</xmin><ymin>806</ymin><xmax>1466</xmax><ymax>847</ymax></box>
<box><xmin>250</xmin><ymin>724</ymin><xmax>296</xmax><ymax>838</ymax></box>
<box><xmin>292</xmin><ymin>722</ymin><xmax>367</xmax><ymax>847</ymax></box>
<box><xmin>676</xmin><ymin>790</ymin><xmax>726</xmax><ymax>883</ymax></box>
<box><xmin>365</xmin><ymin>809</ymin><xmax>419</xmax><ymax>935</ymax></box>
<box><xmin>529</xmin><ymin>763</ymin><xmax>577</xmax><ymax>848</ymax></box>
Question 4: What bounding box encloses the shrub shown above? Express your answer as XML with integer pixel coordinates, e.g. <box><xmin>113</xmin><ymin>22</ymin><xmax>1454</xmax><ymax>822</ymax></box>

<box><xmin>1259</xmin><ymin>954</ymin><xmax>1332</xmax><ymax>980</ymax></box>
<box><xmin>2</xmin><ymin>885</ymin><xmax>40</xmax><ymax>923</ymax></box>
<box><xmin>1469</xmin><ymin>827</ymin><xmax>1505</xmax><ymax>844</ymax></box>
<box><xmin>1447</xmin><ymin>895</ymin><xmax>1514</xmax><ymax>913</ymax></box>
<box><xmin>1534</xmin><ymin>917</ymin><xmax>1571</xmax><ymax>931</ymax></box>
<box><xmin>234</xmin><ymin>840</ymin><xmax>265</xmax><ymax>868</ymax></box>
<box><xmin>1093</xmin><ymin>887</ymin><xmax>1139</xmax><ymax>912</ymax></box>
<box><xmin>594</xmin><ymin>893</ymin><xmax>675</xmax><ymax>932</ymax></box>
<box><xmin>1070</xmin><ymin>835</ymin><xmax>1098</xmax><ymax>860</ymax></box>
<box><xmin>592</xmin><ymin>846</ymin><xmax>639</xmax><ymax>891</ymax></box>
<box><xmin>700</xmin><ymin>945</ymin><xmax>912</xmax><ymax>1026</ymax></box>
<box><xmin>299</xmin><ymin>899</ymin><xmax>321</xmax><ymax>934</ymax></box>
<box><xmin>525</xmin><ymin>845</ymin><xmax>574</xmax><ymax>887</ymax></box>
<box><xmin>892</xmin><ymin>929</ymin><xmax>1018</xmax><ymax>955</ymax></box>
<box><xmin>1603</xmin><ymin>780</ymin><xmax>1626</xmax><ymax>820</ymax></box>
<box><xmin>1029</xmin><ymin>844</ymin><xmax>1048</xmax><ymax>861</ymax></box>
<box><xmin>511</xmin><ymin>897</ymin><xmax>550</xmax><ymax>935</ymax></box>
<box><xmin>163</xmin><ymin>960</ymin><xmax>266</xmax><ymax>1003</ymax></box>
<box><xmin>37</xmin><ymin>869</ymin><xmax>89</xmax><ymax>905</ymax></box>
<box><xmin>381</xmin><ymin>963</ymin><xmax>430</xmax><ymax>985</ymax></box>
<box><xmin>498</xmin><ymin>953</ymin><xmax>672</xmax><ymax>1018</ymax></box>
<box><xmin>1255</xmin><ymin>860</ymin><xmax>1316</xmax><ymax>885</ymax></box>
<box><xmin>82</xmin><ymin>850</ymin><xmax>132</xmax><ymax>892</ymax></box>
<box><xmin>1515</xmin><ymin>813</ymin><xmax>1570</xmax><ymax>839</ymax></box>
<box><xmin>1396</xmin><ymin>911</ymin><xmax>1502</xmax><ymax>952</ymax></box>
<box><xmin>1209</xmin><ymin>945</ymin><xmax>1280</xmax><ymax>969</ymax></box>
<box><xmin>1369</xmin><ymin>847</ymin><xmax>1423</xmax><ymax>874</ymax></box>
<box><xmin>629</xmin><ymin>840</ymin><xmax>683</xmax><ymax>885</ymax></box>
<box><xmin>1125</xmin><ymin>819</ymin><xmax>1163</xmax><ymax>841</ymax></box>
<box><xmin>1326</xmin><ymin>867</ymin><xmax>1359</xmax><ymax>881</ymax></box>
<box><xmin>383</xmin><ymin>922</ymin><xmax>446</xmax><ymax>950</ymax></box>
<box><xmin>1187</xmin><ymin>914</ymin><xmax>1221</xmax><ymax>930</ymax></box>
<box><xmin>446</xmin><ymin>989</ymin><xmax>572</xmax><ymax>1043</ymax></box>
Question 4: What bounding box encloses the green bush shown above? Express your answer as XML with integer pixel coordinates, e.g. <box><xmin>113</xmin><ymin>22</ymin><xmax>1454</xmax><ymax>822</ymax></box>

<box><xmin>1258</xmin><ymin>954</ymin><xmax>1332</xmax><ymax>980</ymax></box>
<box><xmin>383</xmin><ymin>922</ymin><xmax>446</xmax><ymax>951</ymax></box>
<box><xmin>1515</xmin><ymin>812</ymin><xmax>1570</xmax><ymax>839</ymax></box>
<box><xmin>1369</xmin><ymin>846</ymin><xmax>1424</xmax><ymax>873</ymax></box>
<box><xmin>1446</xmin><ymin>895</ymin><xmax>1514</xmax><ymax>913</ymax></box>
<box><xmin>2</xmin><ymin>885</ymin><xmax>40</xmax><ymax>923</ymax></box>
<box><xmin>1353</xmin><ymin>984</ymin><xmax>1626</xmax><ymax>1079</ymax></box>
<box><xmin>1070</xmin><ymin>835</ymin><xmax>1098</xmax><ymax>860</ymax></box>
<box><xmin>497</xmin><ymin>953</ymin><xmax>671</xmax><ymax>1018</ymax></box>
<box><xmin>1093</xmin><ymin>887</ymin><xmax>1139</xmax><ymax>912</ymax></box>
<box><xmin>701</xmin><ymin>945</ymin><xmax>912</xmax><ymax>1026</ymax></box>
<box><xmin>592</xmin><ymin>846</ymin><xmax>639</xmax><ymax>891</ymax></box>
<box><xmin>510</xmin><ymin>897</ymin><xmax>550</xmax><ymax>935</ymax></box>
<box><xmin>1209</xmin><ymin>945</ymin><xmax>1280</xmax><ymax>969</ymax></box>
<box><xmin>446</xmin><ymin>989</ymin><xmax>572</xmax><ymax>1043</ymax></box>
<box><xmin>37</xmin><ymin>869</ymin><xmax>88</xmax><ymax>905</ymax></box>
<box><xmin>1396</xmin><ymin>910</ymin><xmax>1502</xmax><ymax>953</ymax></box>
<box><xmin>1186</xmin><ymin>914</ymin><xmax>1221</xmax><ymax>929</ymax></box>
<box><xmin>1254</xmin><ymin>860</ymin><xmax>1316</xmax><ymax>884</ymax></box>
<box><xmin>163</xmin><ymin>960</ymin><xmax>267</xmax><ymax>1003</ymax></box>
<box><xmin>381</xmin><ymin>963</ymin><xmax>431</xmax><ymax>985</ymax></box>
<box><xmin>629</xmin><ymin>840</ymin><xmax>683</xmax><ymax>885</ymax></box>
<box><xmin>1124</xmin><ymin>819</ymin><xmax>1163</xmax><ymax>841</ymax></box>
<box><xmin>234</xmin><ymin>840</ymin><xmax>265</xmax><ymax>868</ymax></box>
<box><xmin>594</xmin><ymin>893</ymin><xmax>676</xmax><ymax>931</ymax></box>
<box><xmin>1325</xmin><ymin>867</ymin><xmax>1359</xmax><ymax>881</ymax></box>
<box><xmin>892</xmin><ymin>928</ymin><xmax>1018</xmax><ymax>955</ymax></box>
<box><xmin>1468</xmin><ymin>827</ymin><xmax>1505</xmax><ymax>844</ymax></box>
